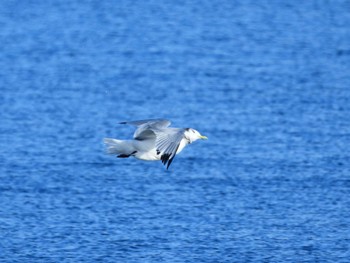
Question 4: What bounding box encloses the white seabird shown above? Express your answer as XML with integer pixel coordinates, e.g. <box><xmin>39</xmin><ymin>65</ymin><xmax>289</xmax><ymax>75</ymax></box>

<box><xmin>104</xmin><ymin>119</ymin><xmax>208</xmax><ymax>169</ymax></box>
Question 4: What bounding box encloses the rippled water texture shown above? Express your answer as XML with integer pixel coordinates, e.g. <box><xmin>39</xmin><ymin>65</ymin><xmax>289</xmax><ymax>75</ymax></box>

<box><xmin>1</xmin><ymin>1</ymin><xmax>350</xmax><ymax>262</ymax></box>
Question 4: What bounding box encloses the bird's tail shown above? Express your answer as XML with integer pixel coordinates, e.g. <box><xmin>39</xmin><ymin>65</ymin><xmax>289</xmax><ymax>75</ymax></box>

<box><xmin>103</xmin><ymin>138</ymin><xmax>135</xmax><ymax>155</ymax></box>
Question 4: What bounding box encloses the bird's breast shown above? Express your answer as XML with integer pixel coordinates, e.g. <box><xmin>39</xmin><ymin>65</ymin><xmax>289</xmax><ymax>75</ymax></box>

<box><xmin>176</xmin><ymin>139</ymin><xmax>189</xmax><ymax>154</ymax></box>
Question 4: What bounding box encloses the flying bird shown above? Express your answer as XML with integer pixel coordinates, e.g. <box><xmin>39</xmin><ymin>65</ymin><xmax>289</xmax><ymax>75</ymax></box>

<box><xmin>104</xmin><ymin>119</ymin><xmax>207</xmax><ymax>169</ymax></box>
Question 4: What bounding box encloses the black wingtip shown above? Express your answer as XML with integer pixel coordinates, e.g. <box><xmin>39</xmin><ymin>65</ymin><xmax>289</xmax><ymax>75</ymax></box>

<box><xmin>161</xmin><ymin>153</ymin><xmax>171</xmax><ymax>166</ymax></box>
<box><xmin>166</xmin><ymin>159</ymin><xmax>173</xmax><ymax>169</ymax></box>
<box><xmin>161</xmin><ymin>154</ymin><xmax>175</xmax><ymax>170</ymax></box>
<box><xmin>119</xmin><ymin>121</ymin><xmax>127</xmax><ymax>124</ymax></box>
<box><xmin>167</xmin><ymin>144</ymin><xmax>180</xmax><ymax>169</ymax></box>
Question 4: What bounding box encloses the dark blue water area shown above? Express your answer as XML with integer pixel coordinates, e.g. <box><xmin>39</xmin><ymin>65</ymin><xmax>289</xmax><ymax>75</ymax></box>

<box><xmin>1</xmin><ymin>0</ymin><xmax>350</xmax><ymax>262</ymax></box>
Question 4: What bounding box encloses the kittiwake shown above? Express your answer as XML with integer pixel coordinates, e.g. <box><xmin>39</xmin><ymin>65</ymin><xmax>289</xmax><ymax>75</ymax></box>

<box><xmin>104</xmin><ymin>119</ymin><xmax>208</xmax><ymax>169</ymax></box>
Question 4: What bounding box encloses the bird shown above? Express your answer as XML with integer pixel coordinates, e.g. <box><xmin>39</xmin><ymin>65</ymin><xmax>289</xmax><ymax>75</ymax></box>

<box><xmin>104</xmin><ymin>119</ymin><xmax>208</xmax><ymax>169</ymax></box>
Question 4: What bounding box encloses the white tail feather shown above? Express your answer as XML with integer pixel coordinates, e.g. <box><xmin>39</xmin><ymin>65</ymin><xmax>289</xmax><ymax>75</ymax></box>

<box><xmin>103</xmin><ymin>138</ymin><xmax>135</xmax><ymax>155</ymax></box>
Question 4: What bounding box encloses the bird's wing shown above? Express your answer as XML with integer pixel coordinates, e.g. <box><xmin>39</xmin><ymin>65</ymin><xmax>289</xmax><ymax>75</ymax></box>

<box><xmin>154</xmin><ymin>128</ymin><xmax>185</xmax><ymax>169</ymax></box>
<box><xmin>119</xmin><ymin>119</ymin><xmax>171</xmax><ymax>127</ymax></box>
<box><xmin>120</xmin><ymin>119</ymin><xmax>171</xmax><ymax>140</ymax></box>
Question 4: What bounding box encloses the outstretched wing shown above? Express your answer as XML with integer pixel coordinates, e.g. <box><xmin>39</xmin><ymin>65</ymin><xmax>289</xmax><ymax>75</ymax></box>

<box><xmin>154</xmin><ymin>128</ymin><xmax>185</xmax><ymax>169</ymax></box>
<box><xmin>119</xmin><ymin>119</ymin><xmax>171</xmax><ymax>127</ymax></box>
<box><xmin>120</xmin><ymin>119</ymin><xmax>171</xmax><ymax>140</ymax></box>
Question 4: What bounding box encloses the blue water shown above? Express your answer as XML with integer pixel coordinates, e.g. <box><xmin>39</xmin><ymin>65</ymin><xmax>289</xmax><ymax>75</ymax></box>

<box><xmin>1</xmin><ymin>1</ymin><xmax>350</xmax><ymax>262</ymax></box>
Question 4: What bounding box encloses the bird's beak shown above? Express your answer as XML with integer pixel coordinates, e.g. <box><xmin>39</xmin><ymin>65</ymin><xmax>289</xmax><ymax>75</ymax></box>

<box><xmin>200</xmin><ymin>135</ymin><xmax>208</xmax><ymax>140</ymax></box>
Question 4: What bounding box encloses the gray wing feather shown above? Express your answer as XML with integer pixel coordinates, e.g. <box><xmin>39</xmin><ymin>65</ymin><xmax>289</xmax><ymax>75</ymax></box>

<box><xmin>120</xmin><ymin>119</ymin><xmax>171</xmax><ymax>127</ymax></box>
<box><xmin>155</xmin><ymin>128</ymin><xmax>185</xmax><ymax>169</ymax></box>
<box><xmin>120</xmin><ymin>119</ymin><xmax>171</xmax><ymax>140</ymax></box>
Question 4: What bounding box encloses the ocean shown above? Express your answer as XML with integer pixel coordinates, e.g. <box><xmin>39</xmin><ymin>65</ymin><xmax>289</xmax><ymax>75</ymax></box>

<box><xmin>1</xmin><ymin>1</ymin><xmax>349</xmax><ymax>262</ymax></box>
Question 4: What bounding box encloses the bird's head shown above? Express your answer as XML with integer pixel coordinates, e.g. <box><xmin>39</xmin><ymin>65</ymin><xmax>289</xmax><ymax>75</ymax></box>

<box><xmin>184</xmin><ymin>128</ymin><xmax>208</xmax><ymax>143</ymax></box>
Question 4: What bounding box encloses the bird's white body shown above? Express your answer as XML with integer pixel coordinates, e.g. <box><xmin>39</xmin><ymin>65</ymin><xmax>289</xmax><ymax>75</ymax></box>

<box><xmin>105</xmin><ymin>137</ymin><xmax>189</xmax><ymax>161</ymax></box>
<box><xmin>133</xmin><ymin>139</ymin><xmax>160</xmax><ymax>161</ymax></box>
<box><xmin>104</xmin><ymin>119</ymin><xmax>207</xmax><ymax>169</ymax></box>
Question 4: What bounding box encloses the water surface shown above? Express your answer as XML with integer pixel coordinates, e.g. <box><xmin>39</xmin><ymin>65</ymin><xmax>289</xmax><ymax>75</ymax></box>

<box><xmin>1</xmin><ymin>1</ymin><xmax>350</xmax><ymax>262</ymax></box>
